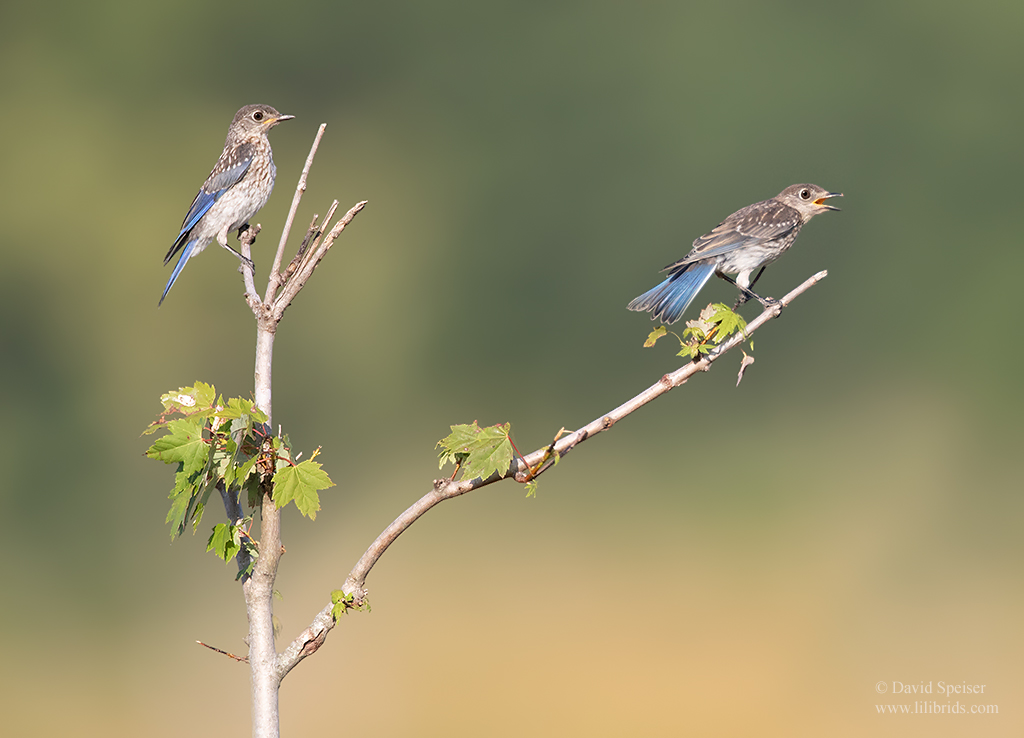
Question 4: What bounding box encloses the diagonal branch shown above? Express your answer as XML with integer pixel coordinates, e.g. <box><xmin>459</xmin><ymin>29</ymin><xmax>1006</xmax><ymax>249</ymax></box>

<box><xmin>514</xmin><ymin>269</ymin><xmax>827</xmax><ymax>476</ymax></box>
<box><xmin>282</xmin><ymin>201</ymin><xmax>339</xmax><ymax>286</ymax></box>
<box><xmin>275</xmin><ymin>269</ymin><xmax>829</xmax><ymax>677</ymax></box>
<box><xmin>281</xmin><ymin>205</ymin><xmax>337</xmax><ymax>284</ymax></box>
<box><xmin>271</xmin><ymin>200</ymin><xmax>367</xmax><ymax>320</ymax></box>
<box><xmin>265</xmin><ymin>124</ymin><xmax>327</xmax><ymax>304</ymax></box>
<box><xmin>197</xmin><ymin>640</ymin><xmax>249</xmax><ymax>663</ymax></box>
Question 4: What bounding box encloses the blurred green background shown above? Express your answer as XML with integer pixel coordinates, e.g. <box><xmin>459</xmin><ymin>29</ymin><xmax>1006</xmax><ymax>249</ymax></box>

<box><xmin>2</xmin><ymin>1</ymin><xmax>1021</xmax><ymax>736</ymax></box>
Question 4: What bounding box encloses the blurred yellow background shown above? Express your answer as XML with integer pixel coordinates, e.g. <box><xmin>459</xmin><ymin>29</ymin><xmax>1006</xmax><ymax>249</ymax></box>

<box><xmin>2</xmin><ymin>2</ymin><xmax>1021</xmax><ymax>736</ymax></box>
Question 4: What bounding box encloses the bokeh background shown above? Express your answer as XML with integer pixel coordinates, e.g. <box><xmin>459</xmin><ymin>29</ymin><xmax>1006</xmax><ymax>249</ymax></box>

<box><xmin>2</xmin><ymin>2</ymin><xmax>1021</xmax><ymax>736</ymax></box>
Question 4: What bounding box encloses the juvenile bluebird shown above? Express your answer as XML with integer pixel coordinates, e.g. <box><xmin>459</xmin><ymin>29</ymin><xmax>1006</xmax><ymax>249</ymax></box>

<box><xmin>160</xmin><ymin>104</ymin><xmax>294</xmax><ymax>305</ymax></box>
<box><xmin>627</xmin><ymin>184</ymin><xmax>842</xmax><ymax>324</ymax></box>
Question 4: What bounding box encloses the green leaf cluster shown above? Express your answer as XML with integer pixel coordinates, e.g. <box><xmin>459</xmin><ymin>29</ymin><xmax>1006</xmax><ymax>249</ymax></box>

<box><xmin>436</xmin><ymin>421</ymin><xmax>514</xmax><ymax>482</ymax></box>
<box><xmin>145</xmin><ymin>383</ymin><xmax>335</xmax><ymax>561</ymax></box>
<box><xmin>331</xmin><ymin>589</ymin><xmax>370</xmax><ymax>621</ymax></box>
<box><xmin>642</xmin><ymin>304</ymin><xmax>749</xmax><ymax>360</ymax></box>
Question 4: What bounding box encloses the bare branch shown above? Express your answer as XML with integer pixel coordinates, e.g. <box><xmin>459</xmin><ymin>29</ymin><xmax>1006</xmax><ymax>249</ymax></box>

<box><xmin>736</xmin><ymin>352</ymin><xmax>755</xmax><ymax>386</ymax></box>
<box><xmin>264</xmin><ymin>123</ymin><xmax>327</xmax><ymax>304</ymax></box>
<box><xmin>271</xmin><ymin>200</ymin><xmax>367</xmax><ymax>320</ymax></box>
<box><xmin>284</xmin><ymin>200</ymin><xmax>339</xmax><ymax>283</ymax></box>
<box><xmin>238</xmin><ymin>225</ymin><xmax>263</xmax><ymax>309</ymax></box>
<box><xmin>276</xmin><ymin>608</ymin><xmax>334</xmax><ymax>680</ymax></box>
<box><xmin>281</xmin><ymin>214</ymin><xmax>321</xmax><ymax>282</ymax></box>
<box><xmin>197</xmin><ymin>640</ymin><xmax>249</xmax><ymax>663</ymax></box>
<box><xmin>276</xmin><ymin>269</ymin><xmax>828</xmax><ymax>678</ymax></box>
<box><xmin>513</xmin><ymin>270</ymin><xmax>828</xmax><ymax>475</ymax></box>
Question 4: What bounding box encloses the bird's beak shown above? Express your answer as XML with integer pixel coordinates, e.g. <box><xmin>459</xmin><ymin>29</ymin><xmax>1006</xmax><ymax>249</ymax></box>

<box><xmin>267</xmin><ymin>114</ymin><xmax>295</xmax><ymax>128</ymax></box>
<box><xmin>815</xmin><ymin>191</ymin><xmax>843</xmax><ymax>211</ymax></box>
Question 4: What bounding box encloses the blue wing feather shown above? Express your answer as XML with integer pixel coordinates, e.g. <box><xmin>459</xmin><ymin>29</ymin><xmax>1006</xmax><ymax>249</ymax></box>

<box><xmin>163</xmin><ymin>144</ymin><xmax>254</xmax><ymax>265</ymax></box>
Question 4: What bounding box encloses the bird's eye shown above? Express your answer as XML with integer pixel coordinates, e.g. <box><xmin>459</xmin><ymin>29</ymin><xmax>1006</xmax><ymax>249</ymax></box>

<box><xmin>799</xmin><ymin>188</ymin><xmax>811</xmax><ymax>200</ymax></box>
<box><xmin>252</xmin><ymin>111</ymin><xmax>264</xmax><ymax>121</ymax></box>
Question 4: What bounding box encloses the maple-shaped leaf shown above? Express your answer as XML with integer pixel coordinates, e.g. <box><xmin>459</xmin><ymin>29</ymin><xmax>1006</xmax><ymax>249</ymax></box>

<box><xmin>437</xmin><ymin>422</ymin><xmax>514</xmax><ymax>482</ymax></box>
<box><xmin>147</xmin><ymin>419</ymin><xmax>208</xmax><ymax>478</ymax></box>
<box><xmin>708</xmin><ymin>303</ymin><xmax>748</xmax><ymax>343</ymax></box>
<box><xmin>273</xmin><ymin>459</ymin><xmax>334</xmax><ymax>519</ymax></box>
<box><xmin>207</xmin><ymin>523</ymin><xmax>242</xmax><ymax>562</ymax></box>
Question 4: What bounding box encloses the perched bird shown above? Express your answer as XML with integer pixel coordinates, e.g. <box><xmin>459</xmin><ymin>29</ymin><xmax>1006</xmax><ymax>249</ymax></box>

<box><xmin>627</xmin><ymin>184</ymin><xmax>842</xmax><ymax>324</ymax></box>
<box><xmin>160</xmin><ymin>104</ymin><xmax>294</xmax><ymax>305</ymax></box>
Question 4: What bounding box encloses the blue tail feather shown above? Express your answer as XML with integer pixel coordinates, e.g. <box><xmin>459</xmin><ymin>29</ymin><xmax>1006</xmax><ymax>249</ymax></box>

<box><xmin>627</xmin><ymin>263</ymin><xmax>716</xmax><ymax>324</ymax></box>
<box><xmin>160</xmin><ymin>240</ymin><xmax>197</xmax><ymax>306</ymax></box>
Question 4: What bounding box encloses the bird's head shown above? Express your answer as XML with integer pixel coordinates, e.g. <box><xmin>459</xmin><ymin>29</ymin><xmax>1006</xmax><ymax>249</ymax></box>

<box><xmin>231</xmin><ymin>104</ymin><xmax>295</xmax><ymax>136</ymax></box>
<box><xmin>778</xmin><ymin>183</ymin><xmax>843</xmax><ymax>218</ymax></box>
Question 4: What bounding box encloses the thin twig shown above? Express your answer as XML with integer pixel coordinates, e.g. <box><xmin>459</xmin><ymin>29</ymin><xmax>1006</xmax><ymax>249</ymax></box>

<box><xmin>276</xmin><ymin>269</ymin><xmax>828</xmax><ymax>677</ymax></box>
<box><xmin>197</xmin><ymin>640</ymin><xmax>249</xmax><ymax>663</ymax></box>
<box><xmin>295</xmin><ymin>216</ymin><xmax>321</xmax><ymax>262</ymax></box>
<box><xmin>284</xmin><ymin>200</ymin><xmax>339</xmax><ymax>287</ymax></box>
<box><xmin>308</xmin><ymin>201</ymin><xmax>341</xmax><ymax>255</ymax></box>
<box><xmin>281</xmin><ymin>215</ymin><xmax>320</xmax><ymax>282</ymax></box>
<box><xmin>271</xmin><ymin>200</ymin><xmax>367</xmax><ymax>320</ymax></box>
<box><xmin>265</xmin><ymin>123</ymin><xmax>327</xmax><ymax>304</ymax></box>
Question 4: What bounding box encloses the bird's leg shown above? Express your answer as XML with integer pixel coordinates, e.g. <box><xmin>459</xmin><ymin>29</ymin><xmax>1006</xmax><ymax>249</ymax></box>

<box><xmin>746</xmin><ymin>266</ymin><xmax>767</xmax><ymax>293</ymax></box>
<box><xmin>232</xmin><ymin>247</ymin><xmax>255</xmax><ymax>272</ymax></box>
<box><xmin>728</xmin><ymin>266</ymin><xmax>768</xmax><ymax>309</ymax></box>
<box><xmin>718</xmin><ymin>273</ymin><xmax>778</xmax><ymax>309</ymax></box>
<box><xmin>217</xmin><ymin>227</ymin><xmax>255</xmax><ymax>272</ymax></box>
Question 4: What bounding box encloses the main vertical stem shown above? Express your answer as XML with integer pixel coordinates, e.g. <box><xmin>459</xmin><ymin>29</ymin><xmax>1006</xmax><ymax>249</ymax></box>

<box><xmin>254</xmin><ymin>320</ymin><xmax>275</xmax><ymax>421</ymax></box>
<box><xmin>247</xmin><ymin>318</ymin><xmax>283</xmax><ymax>738</ymax></box>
